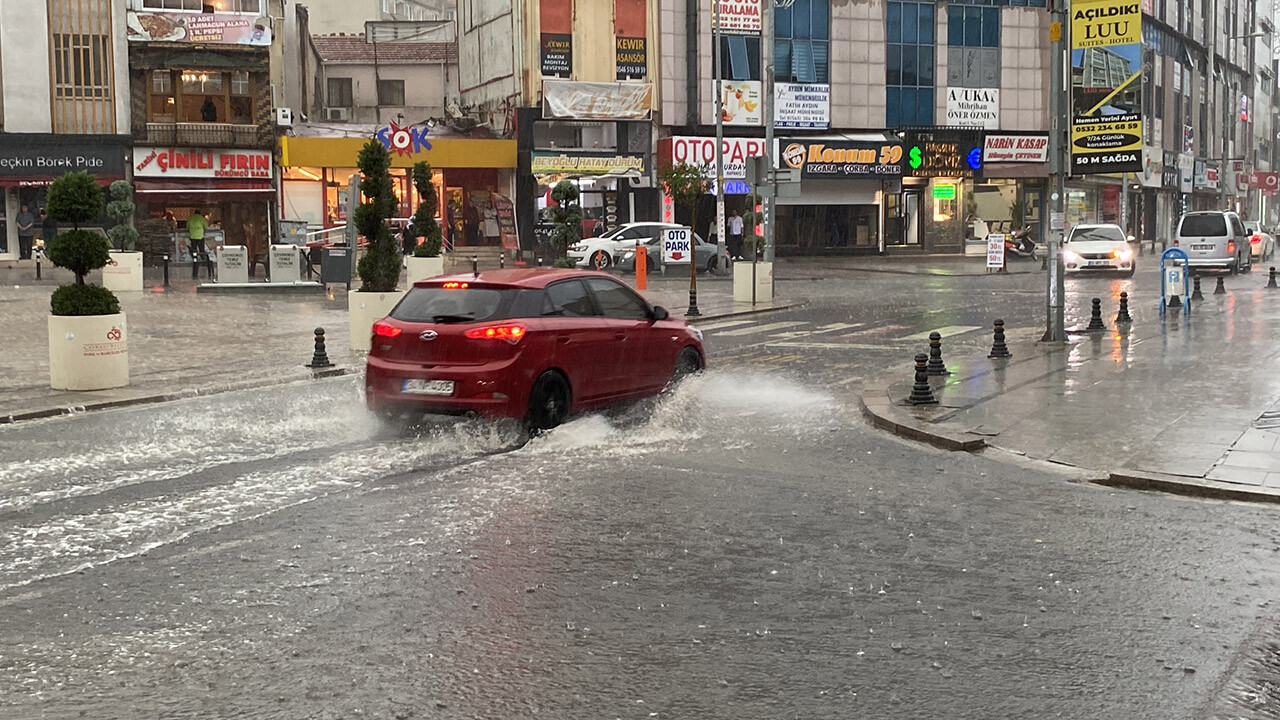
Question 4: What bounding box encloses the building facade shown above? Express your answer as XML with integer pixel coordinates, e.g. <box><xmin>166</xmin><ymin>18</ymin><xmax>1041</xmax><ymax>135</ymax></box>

<box><xmin>303</xmin><ymin>0</ymin><xmax>456</xmax><ymax>35</ymax></box>
<box><xmin>313</xmin><ymin>35</ymin><xmax>458</xmax><ymax>126</ymax></box>
<box><xmin>0</xmin><ymin>0</ymin><xmax>132</xmax><ymax>260</ymax></box>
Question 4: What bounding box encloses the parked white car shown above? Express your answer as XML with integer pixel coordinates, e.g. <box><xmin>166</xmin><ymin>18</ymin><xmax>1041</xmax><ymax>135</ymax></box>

<box><xmin>567</xmin><ymin>223</ymin><xmax>688</xmax><ymax>270</ymax></box>
<box><xmin>1063</xmin><ymin>223</ymin><xmax>1135</xmax><ymax>276</ymax></box>
<box><xmin>1244</xmin><ymin>221</ymin><xmax>1275</xmax><ymax>260</ymax></box>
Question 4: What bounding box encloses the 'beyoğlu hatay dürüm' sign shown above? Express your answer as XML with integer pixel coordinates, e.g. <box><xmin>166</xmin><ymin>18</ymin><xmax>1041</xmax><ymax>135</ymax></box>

<box><xmin>133</xmin><ymin>147</ymin><xmax>273</xmax><ymax>179</ymax></box>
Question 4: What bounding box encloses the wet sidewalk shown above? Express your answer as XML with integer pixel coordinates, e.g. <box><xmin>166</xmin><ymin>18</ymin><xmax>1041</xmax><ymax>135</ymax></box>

<box><xmin>860</xmin><ymin>273</ymin><xmax>1280</xmax><ymax>502</ymax></box>
<box><xmin>0</xmin><ymin>263</ymin><xmax>795</xmax><ymax>423</ymax></box>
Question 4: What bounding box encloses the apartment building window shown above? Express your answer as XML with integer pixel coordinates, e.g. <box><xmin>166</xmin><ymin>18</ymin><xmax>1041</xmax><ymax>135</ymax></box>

<box><xmin>148</xmin><ymin>69</ymin><xmax>255</xmax><ymax>123</ymax></box>
<box><xmin>51</xmin><ymin>34</ymin><xmax>110</xmax><ymax>99</ymax></box>
<box><xmin>327</xmin><ymin>77</ymin><xmax>353</xmax><ymax>107</ymax></box>
<box><xmin>719</xmin><ymin>36</ymin><xmax>762</xmax><ymax>81</ymax></box>
<box><xmin>775</xmin><ymin>0</ymin><xmax>829</xmax><ymax>84</ymax></box>
<box><xmin>947</xmin><ymin>5</ymin><xmax>998</xmax><ymax>48</ymax></box>
<box><xmin>886</xmin><ymin>1</ymin><xmax>935</xmax><ymax>127</ymax></box>
<box><xmin>378</xmin><ymin>79</ymin><xmax>406</xmax><ymax>106</ymax></box>
<box><xmin>142</xmin><ymin>0</ymin><xmax>261</xmax><ymax>11</ymax></box>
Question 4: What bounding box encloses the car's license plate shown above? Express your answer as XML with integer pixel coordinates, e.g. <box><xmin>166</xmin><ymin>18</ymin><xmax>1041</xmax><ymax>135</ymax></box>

<box><xmin>1087</xmin><ymin>260</ymin><xmax>1111</xmax><ymax>266</ymax></box>
<box><xmin>402</xmin><ymin>379</ymin><xmax>454</xmax><ymax>396</ymax></box>
<box><xmin>1191</xmin><ymin>244</ymin><xmax>1214</xmax><ymax>251</ymax></box>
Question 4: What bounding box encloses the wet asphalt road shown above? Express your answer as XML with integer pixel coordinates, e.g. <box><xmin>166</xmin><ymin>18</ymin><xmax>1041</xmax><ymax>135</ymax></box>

<box><xmin>2</xmin><ymin>260</ymin><xmax>1280</xmax><ymax>719</ymax></box>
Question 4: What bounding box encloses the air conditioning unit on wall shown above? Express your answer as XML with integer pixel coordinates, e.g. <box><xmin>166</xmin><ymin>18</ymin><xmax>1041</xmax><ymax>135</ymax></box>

<box><xmin>325</xmin><ymin>107</ymin><xmax>350</xmax><ymax>122</ymax></box>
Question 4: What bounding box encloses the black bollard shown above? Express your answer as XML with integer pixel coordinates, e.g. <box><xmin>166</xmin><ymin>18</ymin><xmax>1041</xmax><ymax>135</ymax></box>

<box><xmin>1269</xmin><ymin>267</ymin><xmax>1277</xmax><ymax>289</ymax></box>
<box><xmin>499</xmin><ymin>251</ymin><xmax>506</xmax><ymax>270</ymax></box>
<box><xmin>536</xmin><ymin>256</ymin><xmax>544</xmax><ymax>267</ymax></box>
<box><xmin>926</xmin><ymin>331</ymin><xmax>950</xmax><ymax>376</ymax></box>
<box><xmin>908</xmin><ymin>353</ymin><xmax>938</xmax><ymax>405</ymax></box>
<box><xmin>687</xmin><ymin>287</ymin><xmax>701</xmax><ymax>317</ymax></box>
<box><xmin>192</xmin><ymin>251</ymin><xmax>199</xmax><ymax>280</ymax></box>
<box><xmin>162</xmin><ymin>254</ymin><xmax>170</xmax><ymax>288</ymax></box>
<box><xmin>1191</xmin><ymin>275</ymin><xmax>1203</xmax><ymax>300</ymax></box>
<box><xmin>307</xmin><ymin>327</ymin><xmax>334</xmax><ymax>369</ymax></box>
<box><xmin>471</xmin><ymin>256</ymin><xmax>479</xmax><ymax>276</ymax></box>
<box><xmin>1116</xmin><ymin>291</ymin><xmax>1133</xmax><ymax>323</ymax></box>
<box><xmin>1214</xmin><ymin>276</ymin><xmax>1226</xmax><ymax>295</ymax></box>
<box><xmin>1086</xmin><ymin>297</ymin><xmax>1106</xmax><ymax>331</ymax></box>
<box><xmin>35</xmin><ymin>255</ymin><xmax>41</xmax><ymax>280</ymax></box>
<box><xmin>988</xmin><ymin>319</ymin><xmax>1012</xmax><ymax>359</ymax></box>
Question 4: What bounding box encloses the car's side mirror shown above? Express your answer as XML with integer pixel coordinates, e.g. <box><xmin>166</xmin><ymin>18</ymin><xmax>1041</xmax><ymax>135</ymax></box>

<box><xmin>651</xmin><ymin>306</ymin><xmax>669</xmax><ymax>321</ymax></box>
<box><xmin>1127</xmin><ymin>235</ymin><xmax>1136</xmax><ymax>242</ymax></box>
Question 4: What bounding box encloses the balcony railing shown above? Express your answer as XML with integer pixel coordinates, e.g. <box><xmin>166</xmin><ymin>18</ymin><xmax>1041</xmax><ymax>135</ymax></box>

<box><xmin>143</xmin><ymin>122</ymin><xmax>264</xmax><ymax>148</ymax></box>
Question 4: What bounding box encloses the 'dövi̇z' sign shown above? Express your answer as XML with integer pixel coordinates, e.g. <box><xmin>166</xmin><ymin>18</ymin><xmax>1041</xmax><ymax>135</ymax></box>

<box><xmin>1070</xmin><ymin>0</ymin><xmax>1143</xmax><ymax>174</ymax></box>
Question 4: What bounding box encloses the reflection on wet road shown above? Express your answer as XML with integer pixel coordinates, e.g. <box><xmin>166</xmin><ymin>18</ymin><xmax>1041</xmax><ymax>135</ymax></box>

<box><xmin>1</xmin><ymin>262</ymin><xmax>1279</xmax><ymax>719</ymax></box>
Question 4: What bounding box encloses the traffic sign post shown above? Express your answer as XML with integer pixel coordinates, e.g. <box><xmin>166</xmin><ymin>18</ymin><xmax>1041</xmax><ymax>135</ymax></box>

<box><xmin>1160</xmin><ymin>247</ymin><xmax>1192</xmax><ymax>316</ymax></box>
<box><xmin>662</xmin><ymin>226</ymin><xmax>698</xmax><ymax>316</ymax></box>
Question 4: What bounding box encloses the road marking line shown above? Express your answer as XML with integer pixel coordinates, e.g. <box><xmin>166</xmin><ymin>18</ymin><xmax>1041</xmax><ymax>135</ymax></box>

<box><xmin>897</xmin><ymin>325</ymin><xmax>983</xmax><ymax>341</ymax></box>
<box><xmin>816</xmin><ymin>322</ymin><xmax>865</xmax><ymax>332</ymax></box>
<box><xmin>716</xmin><ymin>321</ymin><xmax>810</xmax><ymax>337</ymax></box>
<box><xmin>696</xmin><ymin>319</ymin><xmax>756</xmax><ymax>331</ymax></box>
<box><xmin>769</xmin><ymin>341</ymin><xmax>894</xmax><ymax>350</ymax></box>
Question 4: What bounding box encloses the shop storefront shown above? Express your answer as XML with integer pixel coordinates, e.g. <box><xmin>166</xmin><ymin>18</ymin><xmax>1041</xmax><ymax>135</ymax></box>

<box><xmin>530</xmin><ymin>150</ymin><xmax>646</xmax><ymax>242</ymax></box>
<box><xmin>903</xmin><ymin>130</ymin><xmax>984</xmax><ymax>253</ymax></box>
<box><xmin>132</xmin><ymin>146</ymin><xmax>276</xmax><ymax>263</ymax></box>
<box><xmin>0</xmin><ymin>134</ymin><xmax>130</xmax><ymax>259</ymax></box>
<box><xmin>279</xmin><ymin>128</ymin><xmax>517</xmax><ymax>251</ymax></box>
<box><xmin>967</xmin><ymin>133</ymin><xmax>1050</xmax><ymax>255</ymax></box>
<box><xmin>771</xmin><ymin>136</ymin><xmax>903</xmax><ymax>255</ymax></box>
<box><xmin>656</xmin><ymin>135</ymin><xmax>767</xmax><ymax>241</ymax></box>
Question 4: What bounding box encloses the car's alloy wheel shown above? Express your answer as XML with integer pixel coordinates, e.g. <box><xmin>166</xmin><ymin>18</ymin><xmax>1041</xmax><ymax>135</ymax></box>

<box><xmin>669</xmin><ymin>347</ymin><xmax>703</xmax><ymax>387</ymax></box>
<box><xmin>526</xmin><ymin>371</ymin><xmax>571</xmax><ymax>430</ymax></box>
<box><xmin>592</xmin><ymin>251</ymin><xmax>612</xmax><ymax>270</ymax></box>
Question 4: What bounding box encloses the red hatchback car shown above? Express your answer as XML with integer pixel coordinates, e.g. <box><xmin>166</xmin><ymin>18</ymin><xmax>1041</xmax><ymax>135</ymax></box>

<box><xmin>365</xmin><ymin>269</ymin><xmax>705</xmax><ymax>429</ymax></box>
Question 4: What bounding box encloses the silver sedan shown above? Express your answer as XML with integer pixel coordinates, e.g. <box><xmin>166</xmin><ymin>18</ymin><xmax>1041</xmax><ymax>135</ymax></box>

<box><xmin>615</xmin><ymin>230</ymin><xmax>730</xmax><ymax>274</ymax></box>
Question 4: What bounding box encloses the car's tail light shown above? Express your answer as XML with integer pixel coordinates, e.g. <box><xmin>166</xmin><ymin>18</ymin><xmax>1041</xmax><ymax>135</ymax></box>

<box><xmin>465</xmin><ymin>324</ymin><xmax>527</xmax><ymax>344</ymax></box>
<box><xmin>1252</xmin><ymin>235</ymin><xmax>1262</xmax><ymax>244</ymax></box>
<box><xmin>372</xmin><ymin>321</ymin><xmax>402</xmax><ymax>338</ymax></box>
<box><xmin>442</xmin><ymin>281</ymin><xmax>469</xmax><ymax>289</ymax></box>
<box><xmin>1172</xmin><ymin>238</ymin><xmax>1179</xmax><ymax>246</ymax></box>
<box><xmin>1228</xmin><ymin>241</ymin><xmax>1236</xmax><ymax>254</ymax></box>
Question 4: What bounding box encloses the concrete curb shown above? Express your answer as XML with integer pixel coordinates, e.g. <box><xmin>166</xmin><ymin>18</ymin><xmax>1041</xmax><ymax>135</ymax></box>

<box><xmin>0</xmin><ymin>367</ymin><xmax>354</xmax><ymax>426</ymax></box>
<box><xmin>858</xmin><ymin>375</ymin><xmax>1280</xmax><ymax>506</ymax></box>
<box><xmin>693</xmin><ymin>299</ymin><xmax>807</xmax><ymax>322</ymax></box>
<box><xmin>857</xmin><ymin>379</ymin><xmax>987</xmax><ymax>452</ymax></box>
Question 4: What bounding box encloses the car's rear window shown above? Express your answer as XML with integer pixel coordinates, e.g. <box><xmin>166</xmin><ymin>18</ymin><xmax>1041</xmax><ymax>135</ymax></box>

<box><xmin>392</xmin><ymin>287</ymin><xmax>546</xmax><ymax>323</ymax></box>
<box><xmin>1069</xmin><ymin>227</ymin><xmax>1126</xmax><ymax>244</ymax></box>
<box><xmin>1180</xmin><ymin>215</ymin><xmax>1228</xmax><ymax>237</ymax></box>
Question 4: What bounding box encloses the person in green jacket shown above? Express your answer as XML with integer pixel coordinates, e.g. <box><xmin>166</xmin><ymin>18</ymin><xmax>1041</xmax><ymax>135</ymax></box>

<box><xmin>187</xmin><ymin>210</ymin><xmax>209</xmax><ymax>262</ymax></box>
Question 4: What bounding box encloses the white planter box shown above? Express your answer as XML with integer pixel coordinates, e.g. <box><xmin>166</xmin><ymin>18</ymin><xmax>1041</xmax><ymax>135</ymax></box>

<box><xmin>48</xmin><ymin>312</ymin><xmax>129</xmax><ymax>390</ymax></box>
<box><xmin>405</xmin><ymin>255</ymin><xmax>445</xmax><ymax>284</ymax></box>
<box><xmin>733</xmin><ymin>261</ymin><xmax>773</xmax><ymax>303</ymax></box>
<box><xmin>102</xmin><ymin>251</ymin><xmax>144</xmax><ymax>293</ymax></box>
<box><xmin>348</xmin><ymin>290</ymin><xmax>405</xmax><ymax>351</ymax></box>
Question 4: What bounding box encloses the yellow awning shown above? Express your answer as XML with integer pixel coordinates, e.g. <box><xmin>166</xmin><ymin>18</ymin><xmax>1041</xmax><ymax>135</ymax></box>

<box><xmin>280</xmin><ymin>136</ymin><xmax>518</xmax><ymax>169</ymax></box>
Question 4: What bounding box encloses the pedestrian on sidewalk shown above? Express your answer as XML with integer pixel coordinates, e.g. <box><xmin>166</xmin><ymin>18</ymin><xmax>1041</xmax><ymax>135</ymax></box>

<box><xmin>727</xmin><ymin>209</ymin><xmax>744</xmax><ymax>260</ymax></box>
<box><xmin>15</xmin><ymin>204</ymin><xmax>35</xmax><ymax>260</ymax></box>
<box><xmin>187</xmin><ymin>209</ymin><xmax>209</xmax><ymax>262</ymax></box>
<box><xmin>39</xmin><ymin>208</ymin><xmax>56</xmax><ymax>255</ymax></box>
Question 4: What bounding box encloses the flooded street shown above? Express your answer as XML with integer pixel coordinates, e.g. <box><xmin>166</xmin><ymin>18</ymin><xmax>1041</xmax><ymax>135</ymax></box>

<box><xmin>3</xmin><ymin>348</ymin><xmax>1280</xmax><ymax>718</ymax></box>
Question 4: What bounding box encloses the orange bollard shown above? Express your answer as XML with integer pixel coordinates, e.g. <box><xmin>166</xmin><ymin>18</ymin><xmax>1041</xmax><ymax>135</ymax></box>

<box><xmin>636</xmin><ymin>246</ymin><xmax>647</xmax><ymax>290</ymax></box>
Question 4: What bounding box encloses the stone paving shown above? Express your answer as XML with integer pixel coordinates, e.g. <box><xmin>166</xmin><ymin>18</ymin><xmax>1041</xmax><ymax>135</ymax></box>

<box><xmin>0</xmin><ymin>262</ymin><xmax>794</xmax><ymax>422</ymax></box>
<box><xmin>861</xmin><ymin>269</ymin><xmax>1280</xmax><ymax>499</ymax></box>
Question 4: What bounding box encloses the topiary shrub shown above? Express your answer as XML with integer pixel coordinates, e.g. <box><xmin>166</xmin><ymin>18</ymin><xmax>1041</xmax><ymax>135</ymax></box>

<box><xmin>45</xmin><ymin>171</ymin><xmax>117</xmax><ymax>315</ymax></box>
<box><xmin>552</xmin><ymin>257</ymin><xmax>577</xmax><ymax>269</ymax></box>
<box><xmin>410</xmin><ymin>161</ymin><xmax>444</xmax><ymax>258</ymax></box>
<box><xmin>547</xmin><ymin>180</ymin><xmax>582</xmax><ymax>259</ymax></box>
<box><xmin>105</xmin><ymin>180</ymin><xmax>138</xmax><ymax>252</ymax></box>
<box><xmin>51</xmin><ymin>284</ymin><xmax>120</xmax><ymax>316</ymax></box>
<box><xmin>354</xmin><ymin>140</ymin><xmax>402</xmax><ymax>292</ymax></box>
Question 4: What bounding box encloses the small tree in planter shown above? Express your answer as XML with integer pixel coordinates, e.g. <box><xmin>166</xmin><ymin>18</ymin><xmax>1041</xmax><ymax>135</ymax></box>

<box><xmin>105</xmin><ymin>181</ymin><xmax>138</xmax><ymax>252</ymax></box>
<box><xmin>45</xmin><ymin>171</ymin><xmax>129</xmax><ymax>390</ymax></box>
<box><xmin>406</xmin><ymin>162</ymin><xmax>445</xmax><ymax>282</ymax></box>
<box><xmin>658</xmin><ymin>161</ymin><xmax>712</xmax><ymax>314</ymax></box>
<box><xmin>547</xmin><ymin>180</ymin><xmax>582</xmax><ymax>268</ymax></box>
<box><xmin>349</xmin><ymin>139</ymin><xmax>405</xmax><ymax>351</ymax></box>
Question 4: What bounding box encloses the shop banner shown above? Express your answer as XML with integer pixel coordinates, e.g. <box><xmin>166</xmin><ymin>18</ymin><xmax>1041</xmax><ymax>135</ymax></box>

<box><xmin>540</xmin><ymin>34</ymin><xmax>573</xmax><ymax>77</ymax></box>
<box><xmin>126</xmin><ymin>11</ymin><xmax>271</xmax><ymax>45</ymax></box>
<box><xmin>663</xmin><ymin>136</ymin><xmax>768</xmax><ymax>179</ymax></box>
<box><xmin>133</xmin><ymin>147</ymin><xmax>273</xmax><ymax>179</ymax></box>
<box><xmin>775</xmin><ymin>83</ymin><xmax>830</xmax><ymax>129</ymax></box>
<box><xmin>1139</xmin><ymin>145</ymin><xmax>1163</xmax><ymax>188</ymax></box>
<box><xmin>616</xmin><ymin>37</ymin><xmax>647</xmax><ymax>79</ymax></box>
<box><xmin>717</xmin><ymin>80</ymin><xmax>762</xmax><ymax>126</ymax></box>
<box><xmin>530</xmin><ymin>152</ymin><xmax>645</xmax><ymax>177</ymax></box>
<box><xmin>1248</xmin><ymin>171</ymin><xmax>1280</xmax><ymax>194</ymax></box>
<box><xmin>1070</xmin><ymin>0</ymin><xmax>1143</xmax><ymax>175</ymax></box>
<box><xmin>778</xmin><ymin>140</ymin><xmax>904</xmax><ymax>179</ymax></box>
<box><xmin>714</xmin><ymin>0</ymin><xmax>762</xmax><ymax>35</ymax></box>
<box><xmin>0</xmin><ymin>135</ymin><xmax>128</xmax><ymax>180</ymax></box>
<box><xmin>542</xmin><ymin>80</ymin><xmax>653</xmax><ymax>120</ymax></box>
<box><xmin>983</xmin><ymin>135</ymin><xmax>1048</xmax><ymax>163</ymax></box>
<box><xmin>905</xmin><ymin>135</ymin><xmax>984</xmax><ymax>179</ymax></box>
<box><xmin>945</xmin><ymin>88</ymin><xmax>1000</xmax><ymax>130</ymax></box>
<box><xmin>1178</xmin><ymin>153</ymin><xmax>1194</xmax><ymax>193</ymax></box>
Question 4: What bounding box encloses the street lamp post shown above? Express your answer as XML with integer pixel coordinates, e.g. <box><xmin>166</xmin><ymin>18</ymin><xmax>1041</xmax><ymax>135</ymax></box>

<box><xmin>713</xmin><ymin>1</ymin><xmax>727</xmax><ymax>276</ymax></box>
<box><xmin>1043</xmin><ymin>4</ymin><xmax>1067</xmax><ymax>343</ymax></box>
